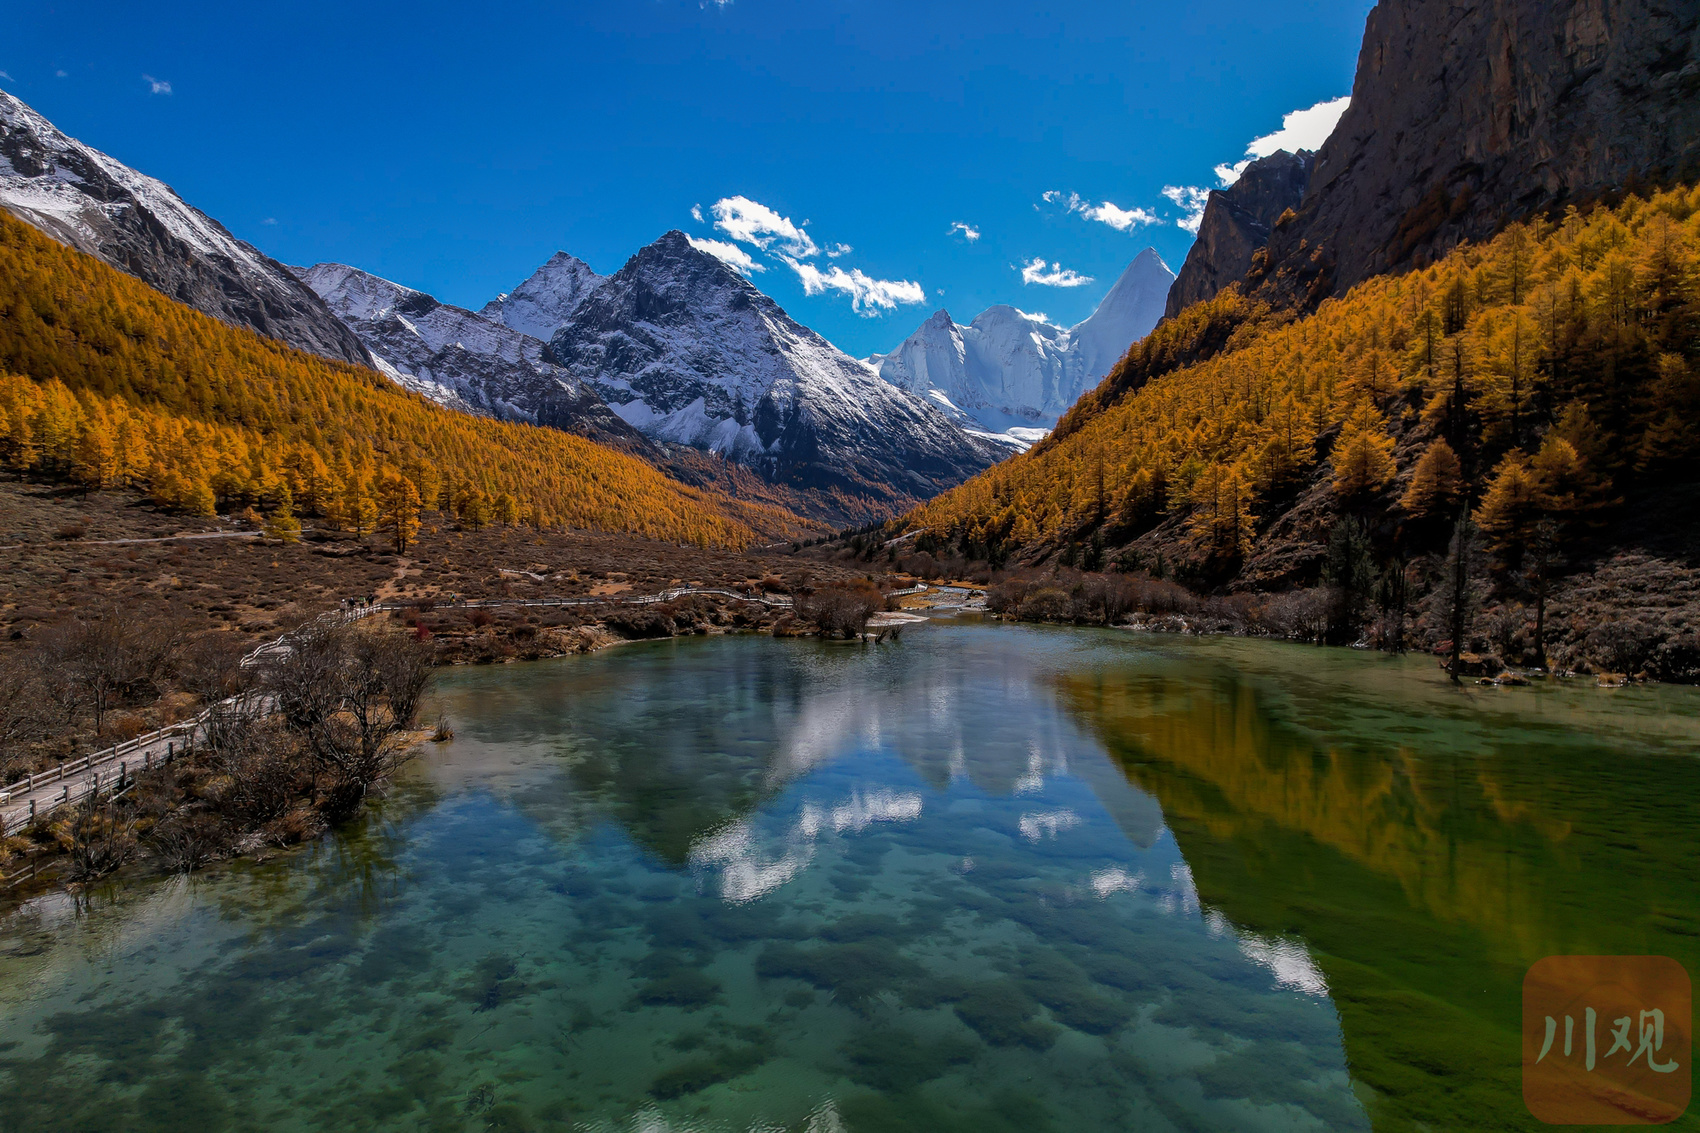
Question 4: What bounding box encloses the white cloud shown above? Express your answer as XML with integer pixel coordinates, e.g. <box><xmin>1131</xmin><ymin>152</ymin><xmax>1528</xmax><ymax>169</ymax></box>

<box><xmin>1161</xmin><ymin>184</ymin><xmax>1212</xmax><ymax>234</ymax></box>
<box><xmin>781</xmin><ymin>257</ymin><xmax>923</xmax><ymax>315</ymax></box>
<box><xmin>688</xmin><ymin>235</ymin><xmax>765</xmax><ymax>275</ymax></box>
<box><xmin>825</xmin><ymin>242</ymin><xmax>852</xmax><ymax>258</ymax></box>
<box><xmin>711</xmin><ymin>195</ymin><xmax>818</xmax><ymax>258</ymax></box>
<box><xmin>261</xmin><ymin>217</ymin><xmax>278</xmax><ymax>226</ymax></box>
<box><xmin>1018</xmin><ymin>258</ymin><xmax>1093</xmax><ymax>288</ymax></box>
<box><xmin>55</xmin><ymin>70</ymin><xmax>68</xmax><ymax>79</ymax></box>
<box><xmin>143</xmin><ymin>74</ymin><xmax>172</xmax><ymax>95</ymax></box>
<box><xmin>690</xmin><ymin>203</ymin><xmax>704</xmax><ymax>223</ymax></box>
<box><xmin>1043</xmin><ymin>191</ymin><xmax>1158</xmax><ymax>232</ymax></box>
<box><xmin>948</xmin><ymin>221</ymin><xmax>981</xmax><ymax>242</ymax></box>
<box><xmin>0</xmin><ymin>72</ymin><xmax>13</xmax><ymax>83</ymax></box>
<box><xmin>1213</xmin><ymin>95</ymin><xmax>1349</xmax><ymax>185</ymax></box>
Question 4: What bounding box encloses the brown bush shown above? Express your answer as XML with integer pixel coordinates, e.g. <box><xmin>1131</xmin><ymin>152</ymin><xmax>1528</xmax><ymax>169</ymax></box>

<box><xmin>799</xmin><ymin>581</ymin><xmax>883</xmax><ymax>638</ymax></box>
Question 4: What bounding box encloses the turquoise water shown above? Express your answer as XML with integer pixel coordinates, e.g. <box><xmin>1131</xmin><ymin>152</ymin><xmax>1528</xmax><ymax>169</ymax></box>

<box><xmin>0</xmin><ymin>621</ymin><xmax>1695</xmax><ymax>1131</ymax></box>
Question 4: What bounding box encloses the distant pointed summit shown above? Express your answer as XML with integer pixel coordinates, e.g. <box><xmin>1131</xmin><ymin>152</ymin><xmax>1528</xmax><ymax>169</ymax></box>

<box><xmin>872</xmin><ymin>248</ymin><xmax>1174</xmax><ymax>448</ymax></box>
<box><xmin>480</xmin><ymin>250</ymin><xmax>604</xmax><ymax>342</ymax></box>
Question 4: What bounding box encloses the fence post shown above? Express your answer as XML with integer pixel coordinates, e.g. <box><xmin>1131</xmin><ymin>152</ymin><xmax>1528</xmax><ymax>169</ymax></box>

<box><xmin>28</xmin><ymin>799</ymin><xmax>35</xmax><ymax>822</ymax></box>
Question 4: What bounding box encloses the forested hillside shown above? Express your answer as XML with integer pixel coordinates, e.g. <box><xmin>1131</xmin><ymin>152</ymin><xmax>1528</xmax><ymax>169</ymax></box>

<box><xmin>0</xmin><ymin>212</ymin><xmax>794</xmax><ymax>548</ymax></box>
<box><xmin>903</xmin><ymin>187</ymin><xmax>1700</xmax><ymax>670</ymax></box>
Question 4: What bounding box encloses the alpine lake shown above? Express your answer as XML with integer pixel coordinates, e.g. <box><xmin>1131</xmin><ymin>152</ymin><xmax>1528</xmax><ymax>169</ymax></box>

<box><xmin>0</xmin><ymin>616</ymin><xmax>1696</xmax><ymax>1132</ymax></box>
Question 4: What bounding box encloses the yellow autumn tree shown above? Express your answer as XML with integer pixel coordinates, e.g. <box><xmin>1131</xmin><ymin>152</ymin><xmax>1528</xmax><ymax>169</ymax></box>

<box><xmin>1475</xmin><ymin>452</ymin><xmax>1542</xmax><ymax>565</ymax></box>
<box><xmin>376</xmin><ymin>472</ymin><xmax>422</xmax><ymax>554</ymax></box>
<box><xmin>264</xmin><ymin>486</ymin><xmax>302</xmax><ymax>544</ymax></box>
<box><xmin>1330</xmin><ymin>402</ymin><xmax>1397</xmax><ymax>502</ymax></box>
<box><xmin>1186</xmin><ymin>463</ymin><xmax>1256</xmax><ymax>560</ymax></box>
<box><xmin>1400</xmin><ymin>438</ymin><xmax>1463</xmax><ymax>517</ymax></box>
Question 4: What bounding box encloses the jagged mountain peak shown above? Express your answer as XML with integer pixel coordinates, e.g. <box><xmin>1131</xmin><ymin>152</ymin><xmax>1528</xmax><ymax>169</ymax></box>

<box><xmin>544</xmin><ymin>231</ymin><xmax>1001</xmax><ymax>517</ymax></box>
<box><xmin>480</xmin><ymin>248</ymin><xmax>604</xmax><ymax>342</ymax></box>
<box><xmin>296</xmin><ymin>261</ymin><xmax>643</xmax><ymax>452</ymax></box>
<box><xmin>0</xmin><ymin>90</ymin><xmax>372</xmax><ymax>367</ymax></box>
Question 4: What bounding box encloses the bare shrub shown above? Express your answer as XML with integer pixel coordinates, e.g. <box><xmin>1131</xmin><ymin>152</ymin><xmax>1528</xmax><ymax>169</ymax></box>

<box><xmin>38</xmin><ymin>604</ymin><xmax>179</xmax><ymax>735</ymax></box>
<box><xmin>1584</xmin><ymin>618</ymin><xmax>1658</xmax><ymax>675</ymax></box>
<box><xmin>148</xmin><ymin>811</ymin><xmax>233</xmax><ymax>874</ymax></box>
<box><xmin>61</xmin><ymin>795</ymin><xmax>138</xmax><ymax>881</ymax></box>
<box><xmin>1260</xmin><ymin>588</ymin><xmax>1334</xmax><ymax>642</ymax></box>
<box><xmin>1018</xmin><ymin>587</ymin><xmax>1073</xmax><ymax>622</ymax></box>
<box><xmin>264</xmin><ymin>624</ymin><xmax>430</xmax><ymax>821</ymax></box>
<box><xmin>800</xmin><ymin>581</ymin><xmax>883</xmax><ymax>638</ymax></box>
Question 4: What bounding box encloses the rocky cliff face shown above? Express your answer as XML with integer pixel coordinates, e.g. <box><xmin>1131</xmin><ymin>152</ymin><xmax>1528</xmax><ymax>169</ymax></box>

<box><xmin>1252</xmin><ymin>0</ymin><xmax>1700</xmax><ymax>305</ymax></box>
<box><xmin>547</xmin><ymin>231</ymin><xmax>1003</xmax><ymax>516</ymax></box>
<box><xmin>0</xmin><ymin>91</ymin><xmax>372</xmax><ymax>368</ymax></box>
<box><xmin>297</xmin><ymin>263</ymin><xmax>645</xmax><ymax>452</ymax></box>
<box><xmin>1164</xmin><ymin>152</ymin><xmax>1312</xmax><ymax>317</ymax></box>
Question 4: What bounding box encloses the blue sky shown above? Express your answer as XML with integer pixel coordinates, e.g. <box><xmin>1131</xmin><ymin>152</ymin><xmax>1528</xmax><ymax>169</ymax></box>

<box><xmin>3</xmin><ymin>0</ymin><xmax>1372</xmax><ymax>358</ymax></box>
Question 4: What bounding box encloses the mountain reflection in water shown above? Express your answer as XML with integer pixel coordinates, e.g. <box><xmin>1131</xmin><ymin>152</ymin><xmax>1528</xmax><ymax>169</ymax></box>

<box><xmin>0</xmin><ymin>622</ymin><xmax>1691</xmax><ymax>1132</ymax></box>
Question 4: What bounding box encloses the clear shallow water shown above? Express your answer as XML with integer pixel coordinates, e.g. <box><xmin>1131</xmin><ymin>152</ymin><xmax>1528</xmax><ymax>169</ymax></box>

<box><xmin>0</xmin><ymin>621</ymin><xmax>1696</xmax><ymax>1132</ymax></box>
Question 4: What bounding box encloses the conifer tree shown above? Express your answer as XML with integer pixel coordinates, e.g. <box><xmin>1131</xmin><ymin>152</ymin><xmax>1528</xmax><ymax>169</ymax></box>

<box><xmin>71</xmin><ymin>421</ymin><xmax>116</xmax><ymax>496</ymax></box>
<box><xmin>264</xmin><ymin>487</ymin><xmax>302</xmax><ymax>544</ymax></box>
<box><xmin>377</xmin><ymin>472</ymin><xmax>422</xmax><ymax>554</ymax></box>
<box><xmin>1400</xmin><ymin>439</ymin><xmax>1463</xmax><ymax>517</ymax></box>
<box><xmin>1331</xmin><ymin>403</ymin><xmax>1397</xmax><ymax>502</ymax></box>
<box><xmin>334</xmin><ymin>475</ymin><xmax>378</xmax><ymax>539</ymax></box>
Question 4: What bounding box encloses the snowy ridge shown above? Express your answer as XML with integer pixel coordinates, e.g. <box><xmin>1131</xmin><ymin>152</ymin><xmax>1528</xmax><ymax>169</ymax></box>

<box><xmin>479</xmin><ymin>251</ymin><xmax>604</xmax><ymax>341</ymax></box>
<box><xmin>0</xmin><ymin>90</ymin><xmax>371</xmax><ymax>367</ymax></box>
<box><xmin>873</xmin><ymin>248</ymin><xmax>1174</xmax><ymax>448</ymax></box>
<box><xmin>297</xmin><ymin>262</ymin><xmax>642</xmax><ymax>450</ymax></box>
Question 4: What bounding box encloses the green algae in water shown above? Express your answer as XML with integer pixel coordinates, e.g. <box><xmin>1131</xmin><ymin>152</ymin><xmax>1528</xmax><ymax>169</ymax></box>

<box><xmin>0</xmin><ymin>624</ymin><xmax>1694</xmax><ymax>1131</ymax></box>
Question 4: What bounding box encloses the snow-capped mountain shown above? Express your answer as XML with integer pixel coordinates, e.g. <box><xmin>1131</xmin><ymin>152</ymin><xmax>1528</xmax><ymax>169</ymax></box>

<box><xmin>1070</xmin><ymin>247</ymin><xmax>1173</xmax><ymax>383</ymax></box>
<box><xmin>873</xmin><ymin>248</ymin><xmax>1174</xmax><ymax>448</ymax></box>
<box><xmin>297</xmin><ymin>263</ymin><xmax>643</xmax><ymax>451</ymax></box>
<box><xmin>546</xmin><ymin>231</ymin><xmax>1004</xmax><ymax>509</ymax></box>
<box><xmin>0</xmin><ymin>90</ymin><xmax>371</xmax><ymax>367</ymax></box>
<box><xmin>479</xmin><ymin>251</ymin><xmax>604</xmax><ymax>341</ymax></box>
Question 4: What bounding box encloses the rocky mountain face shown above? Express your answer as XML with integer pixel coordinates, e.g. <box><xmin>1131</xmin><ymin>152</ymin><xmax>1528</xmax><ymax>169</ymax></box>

<box><xmin>546</xmin><ymin>231</ymin><xmax>1004</xmax><ymax>513</ymax></box>
<box><xmin>0</xmin><ymin>91</ymin><xmax>371</xmax><ymax>368</ymax></box>
<box><xmin>875</xmin><ymin>249</ymin><xmax>1174</xmax><ymax>447</ymax></box>
<box><xmin>479</xmin><ymin>251</ymin><xmax>604</xmax><ymax>341</ymax></box>
<box><xmin>1248</xmin><ymin>0</ymin><xmax>1700</xmax><ymax>308</ymax></box>
<box><xmin>1164</xmin><ymin>152</ymin><xmax>1312</xmax><ymax>317</ymax></box>
<box><xmin>297</xmin><ymin>263</ymin><xmax>645</xmax><ymax>451</ymax></box>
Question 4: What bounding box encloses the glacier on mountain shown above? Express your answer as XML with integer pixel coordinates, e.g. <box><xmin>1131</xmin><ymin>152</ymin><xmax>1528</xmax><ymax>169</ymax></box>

<box><xmin>872</xmin><ymin>247</ymin><xmax>1174</xmax><ymax>448</ymax></box>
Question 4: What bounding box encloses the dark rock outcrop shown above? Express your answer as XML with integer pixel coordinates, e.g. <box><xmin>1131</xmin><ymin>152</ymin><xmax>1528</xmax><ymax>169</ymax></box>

<box><xmin>1253</xmin><ymin>0</ymin><xmax>1700</xmax><ymax>305</ymax></box>
<box><xmin>1164</xmin><ymin>151</ymin><xmax>1313</xmax><ymax>318</ymax></box>
<box><xmin>0</xmin><ymin>91</ymin><xmax>372</xmax><ymax>368</ymax></box>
